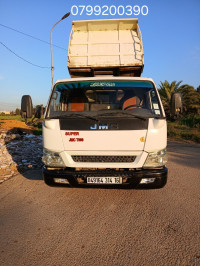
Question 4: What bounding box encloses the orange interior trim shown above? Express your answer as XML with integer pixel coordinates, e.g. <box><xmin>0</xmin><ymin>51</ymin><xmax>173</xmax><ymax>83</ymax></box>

<box><xmin>71</xmin><ymin>103</ymin><xmax>85</xmax><ymax>111</ymax></box>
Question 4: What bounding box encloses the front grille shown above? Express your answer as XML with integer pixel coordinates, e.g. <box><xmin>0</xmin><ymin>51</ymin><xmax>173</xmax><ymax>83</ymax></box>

<box><xmin>71</xmin><ymin>155</ymin><xmax>136</xmax><ymax>163</ymax></box>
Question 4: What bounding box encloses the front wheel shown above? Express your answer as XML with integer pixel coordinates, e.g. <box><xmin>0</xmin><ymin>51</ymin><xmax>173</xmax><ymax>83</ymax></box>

<box><xmin>43</xmin><ymin>174</ymin><xmax>56</xmax><ymax>186</ymax></box>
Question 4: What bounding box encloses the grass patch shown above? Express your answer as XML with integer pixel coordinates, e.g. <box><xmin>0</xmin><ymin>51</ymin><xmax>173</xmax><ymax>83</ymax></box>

<box><xmin>32</xmin><ymin>122</ymin><xmax>42</xmax><ymax>135</ymax></box>
<box><xmin>32</xmin><ymin>127</ymin><xmax>42</xmax><ymax>135</ymax></box>
<box><xmin>179</xmin><ymin>115</ymin><xmax>200</xmax><ymax>129</ymax></box>
<box><xmin>0</xmin><ymin>115</ymin><xmax>23</xmax><ymax>121</ymax></box>
<box><xmin>168</xmin><ymin>121</ymin><xmax>200</xmax><ymax>143</ymax></box>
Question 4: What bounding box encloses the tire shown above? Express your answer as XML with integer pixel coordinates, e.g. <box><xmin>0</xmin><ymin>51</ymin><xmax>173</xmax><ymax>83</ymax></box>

<box><xmin>43</xmin><ymin>173</ymin><xmax>56</xmax><ymax>187</ymax></box>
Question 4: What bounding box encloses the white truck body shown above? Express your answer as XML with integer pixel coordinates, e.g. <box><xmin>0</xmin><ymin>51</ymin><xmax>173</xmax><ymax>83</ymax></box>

<box><xmin>41</xmin><ymin>19</ymin><xmax>168</xmax><ymax>188</ymax></box>
<box><xmin>68</xmin><ymin>18</ymin><xmax>144</xmax><ymax>77</ymax></box>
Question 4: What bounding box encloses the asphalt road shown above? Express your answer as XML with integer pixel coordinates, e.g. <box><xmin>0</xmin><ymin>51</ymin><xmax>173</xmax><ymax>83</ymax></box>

<box><xmin>0</xmin><ymin>140</ymin><xmax>200</xmax><ymax>266</ymax></box>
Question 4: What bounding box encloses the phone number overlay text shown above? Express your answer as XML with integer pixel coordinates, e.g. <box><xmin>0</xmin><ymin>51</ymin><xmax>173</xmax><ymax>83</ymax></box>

<box><xmin>71</xmin><ymin>5</ymin><xmax>148</xmax><ymax>16</ymax></box>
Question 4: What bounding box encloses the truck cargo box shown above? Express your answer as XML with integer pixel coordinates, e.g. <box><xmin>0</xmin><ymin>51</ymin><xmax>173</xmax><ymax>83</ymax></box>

<box><xmin>68</xmin><ymin>19</ymin><xmax>144</xmax><ymax>77</ymax></box>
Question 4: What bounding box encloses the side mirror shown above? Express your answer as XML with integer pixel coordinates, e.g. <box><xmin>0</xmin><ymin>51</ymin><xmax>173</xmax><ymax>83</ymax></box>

<box><xmin>171</xmin><ymin>92</ymin><xmax>183</xmax><ymax>118</ymax></box>
<box><xmin>21</xmin><ymin>95</ymin><xmax>33</xmax><ymax>118</ymax></box>
<box><xmin>35</xmin><ymin>105</ymin><xmax>43</xmax><ymax>119</ymax></box>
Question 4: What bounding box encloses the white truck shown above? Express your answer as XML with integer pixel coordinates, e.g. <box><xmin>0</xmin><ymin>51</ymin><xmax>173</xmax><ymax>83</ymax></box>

<box><xmin>21</xmin><ymin>18</ymin><xmax>170</xmax><ymax>188</ymax></box>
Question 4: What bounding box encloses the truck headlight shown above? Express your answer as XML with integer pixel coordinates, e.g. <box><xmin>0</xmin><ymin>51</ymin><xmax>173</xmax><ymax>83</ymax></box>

<box><xmin>143</xmin><ymin>149</ymin><xmax>168</xmax><ymax>168</ymax></box>
<box><xmin>42</xmin><ymin>148</ymin><xmax>65</xmax><ymax>167</ymax></box>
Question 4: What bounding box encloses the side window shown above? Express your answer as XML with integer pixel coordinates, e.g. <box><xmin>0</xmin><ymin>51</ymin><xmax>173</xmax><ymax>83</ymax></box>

<box><xmin>150</xmin><ymin>90</ymin><xmax>161</xmax><ymax>115</ymax></box>
<box><xmin>50</xmin><ymin>91</ymin><xmax>61</xmax><ymax>111</ymax></box>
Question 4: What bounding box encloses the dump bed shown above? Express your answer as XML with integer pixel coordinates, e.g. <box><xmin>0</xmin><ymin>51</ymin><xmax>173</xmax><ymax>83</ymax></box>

<box><xmin>68</xmin><ymin>19</ymin><xmax>144</xmax><ymax>77</ymax></box>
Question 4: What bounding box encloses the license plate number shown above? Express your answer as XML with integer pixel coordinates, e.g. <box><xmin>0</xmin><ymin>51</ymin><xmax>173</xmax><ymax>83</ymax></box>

<box><xmin>87</xmin><ymin>177</ymin><xmax>122</xmax><ymax>184</ymax></box>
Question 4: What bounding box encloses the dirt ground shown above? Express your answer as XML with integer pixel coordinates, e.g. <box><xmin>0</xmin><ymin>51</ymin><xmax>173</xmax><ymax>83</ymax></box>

<box><xmin>1</xmin><ymin>140</ymin><xmax>200</xmax><ymax>266</ymax></box>
<box><xmin>0</xmin><ymin>119</ymin><xmax>35</xmax><ymax>133</ymax></box>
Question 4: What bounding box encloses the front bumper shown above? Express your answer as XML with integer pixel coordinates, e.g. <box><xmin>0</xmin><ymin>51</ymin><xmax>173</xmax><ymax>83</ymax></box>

<box><xmin>42</xmin><ymin>166</ymin><xmax>168</xmax><ymax>187</ymax></box>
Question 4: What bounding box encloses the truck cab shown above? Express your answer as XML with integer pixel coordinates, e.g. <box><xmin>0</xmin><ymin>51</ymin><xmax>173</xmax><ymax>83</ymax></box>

<box><xmin>42</xmin><ymin>76</ymin><xmax>168</xmax><ymax>188</ymax></box>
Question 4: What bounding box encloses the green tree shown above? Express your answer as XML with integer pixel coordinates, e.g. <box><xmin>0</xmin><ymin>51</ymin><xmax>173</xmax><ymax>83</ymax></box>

<box><xmin>177</xmin><ymin>85</ymin><xmax>200</xmax><ymax>114</ymax></box>
<box><xmin>158</xmin><ymin>80</ymin><xmax>182</xmax><ymax>118</ymax></box>
<box><xmin>15</xmin><ymin>108</ymin><xmax>21</xmax><ymax>115</ymax></box>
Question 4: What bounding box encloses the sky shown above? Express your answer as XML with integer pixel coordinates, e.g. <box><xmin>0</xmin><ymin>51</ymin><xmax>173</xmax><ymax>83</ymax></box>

<box><xmin>0</xmin><ymin>0</ymin><xmax>200</xmax><ymax>111</ymax></box>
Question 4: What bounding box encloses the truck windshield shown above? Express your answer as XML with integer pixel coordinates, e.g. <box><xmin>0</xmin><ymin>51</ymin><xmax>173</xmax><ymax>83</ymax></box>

<box><xmin>47</xmin><ymin>80</ymin><xmax>163</xmax><ymax>118</ymax></box>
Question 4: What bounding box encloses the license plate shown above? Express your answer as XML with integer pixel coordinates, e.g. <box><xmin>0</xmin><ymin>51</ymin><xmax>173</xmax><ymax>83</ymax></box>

<box><xmin>87</xmin><ymin>177</ymin><xmax>122</xmax><ymax>184</ymax></box>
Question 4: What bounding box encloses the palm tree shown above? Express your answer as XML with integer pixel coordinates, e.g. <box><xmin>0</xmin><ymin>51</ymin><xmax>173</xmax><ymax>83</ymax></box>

<box><xmin>158</xmin><ymin>80</ymin><xmax>182</xmax><ymax>118</ymax></box>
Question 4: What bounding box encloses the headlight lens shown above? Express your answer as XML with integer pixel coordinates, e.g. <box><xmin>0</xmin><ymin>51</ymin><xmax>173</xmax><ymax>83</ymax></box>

<box><xmin>143</xmin><ymin>149</ymin><xmax>168</xmax><ymax>168</ymax></box>
<box><xmin>42</xmin><ymin>148</ymin><xmax>65</xmax><ymax>167</ymax></box>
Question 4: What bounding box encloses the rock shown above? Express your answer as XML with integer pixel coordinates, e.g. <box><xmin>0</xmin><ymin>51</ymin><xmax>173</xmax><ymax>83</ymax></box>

<box><xmin>4</xmin><ymin>175</ymin><xmax>12</xmax><ymax>178</ymax></box>
<box><xmin>0</xmin><ymin>130</ymin><xmax>43</xmax><ymax>184</ymax></box>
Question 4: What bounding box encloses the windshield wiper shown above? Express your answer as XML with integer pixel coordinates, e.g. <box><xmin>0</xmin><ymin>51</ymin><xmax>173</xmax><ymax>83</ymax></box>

<box><xmin>49</xmin><ymin>113</ymin><xmax>99</xmax><ymax>122</ymax></box>
<box><xmin>96</xmin><ymin>110</ymin><xmax>147</xmax><ymax>120</ymax></box>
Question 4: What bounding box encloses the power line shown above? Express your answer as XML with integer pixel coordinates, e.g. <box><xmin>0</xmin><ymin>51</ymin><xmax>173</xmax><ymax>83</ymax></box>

<box><xmin>0</xmin><ymin>41</ymin><xmax>51</xmax><ymax>69</ymax></box>
<box><xmin>0</xmin><ymin>23</ymin><xmax>67</xmax><ymax>51</ymax></box>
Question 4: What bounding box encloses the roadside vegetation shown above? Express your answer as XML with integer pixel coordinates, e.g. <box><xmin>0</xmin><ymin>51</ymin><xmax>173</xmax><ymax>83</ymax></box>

<box><xmin>168</xmin><ymin>117</ymin><xmax>200</xmax><ymax>143</ymax></box>
<box><xmin>0</xmin><ymin>115</ymin><xmax>23</xmax><ymax>121</ymax></box>
<box><xmin>158</xmin><ymin>81</ymin><xmax>200</xmax><ymax>143</ymax></box>
<box><xmin>0</xmin><ymin>114</ymin><xmax>42</xmax><ymax>135</ymax></box>
<box><xmin>32</xmin><ymin>122</ymin><xmax>42</xmax><ymax>135</ymax></box>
